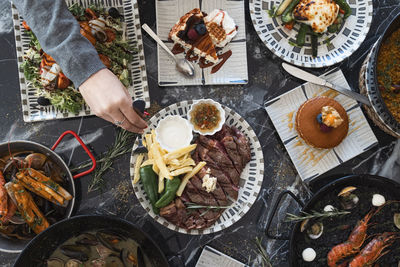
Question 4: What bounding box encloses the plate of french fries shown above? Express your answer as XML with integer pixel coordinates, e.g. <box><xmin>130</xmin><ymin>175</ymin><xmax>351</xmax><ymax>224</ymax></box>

<box><xmin>130</xmin><ymin>100</ymin><xmax>264</xmax><ymax>234</ymax></box>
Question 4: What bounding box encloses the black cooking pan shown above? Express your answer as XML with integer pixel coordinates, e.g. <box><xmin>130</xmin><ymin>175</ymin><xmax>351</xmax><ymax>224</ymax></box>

<box><xmin>370</xmin><ymin>12</ymin><xmax>400</xmax><ymax>134</ymax></box>
<box><xmin>0</xmin><ymin>130</ymin><xmax>96</xmax><ymax>253</ymax></box>
<box><xmin>266</xmin><ymin>174</ymin><xmax>400</xmax><ymax>266</ymax></box>
<box><xmin>14</xmin><ymin>215</ymin><xmax>169</xmax><ymax>267</ymax></box>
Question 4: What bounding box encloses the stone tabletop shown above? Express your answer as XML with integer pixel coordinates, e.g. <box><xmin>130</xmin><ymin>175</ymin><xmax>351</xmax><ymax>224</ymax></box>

<box><xmin>1</xmin><ymin>0</ymin><xmax>400</xmax><ymax>266</ymax></box>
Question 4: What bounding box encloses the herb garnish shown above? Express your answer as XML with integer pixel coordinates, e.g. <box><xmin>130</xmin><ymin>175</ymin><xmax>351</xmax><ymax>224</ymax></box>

<box><xmin>285</xmin><ymin>209</ymin><xmax>350</xmax><ymax>222</ymax></box>
<box><xmin>71</xmin><ymin>128</ymin><xmax>136</xmax><ymax>192</ymax></box>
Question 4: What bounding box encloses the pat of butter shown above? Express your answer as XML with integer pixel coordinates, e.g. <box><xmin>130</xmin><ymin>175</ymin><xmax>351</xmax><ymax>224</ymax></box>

<box><xmin>202</xmin><ymin>174</ymin><xmax>217</xmax><ymax>193</ymax></box>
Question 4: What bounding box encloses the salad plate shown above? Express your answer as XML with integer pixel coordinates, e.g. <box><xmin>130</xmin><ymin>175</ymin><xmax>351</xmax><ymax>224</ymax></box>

<box><xmin>12</xmin><ymin>0</ymin><xmax>149</xmax><ymax>122</ymax></box>
<box><xmin>249</xmin><ymin>0</ymin><xmax>373</xmax><ymax>68</ymax></box>
<box><xmin>130</xmin><ymin>100</ymin><xmax>264</xmax><ymax>234</ymax></box>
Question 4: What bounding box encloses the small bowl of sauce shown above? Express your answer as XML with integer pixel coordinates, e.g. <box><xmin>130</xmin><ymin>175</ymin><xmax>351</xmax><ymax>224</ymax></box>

<box><xmin>187</xmin><ymin>99</ymin><xmax>226</xmax><ymax>135</ymax></box>
<box><xmin>155</xmin><ymin>115</ymin><xmax>193</xmax><ymax>152</ymax></box>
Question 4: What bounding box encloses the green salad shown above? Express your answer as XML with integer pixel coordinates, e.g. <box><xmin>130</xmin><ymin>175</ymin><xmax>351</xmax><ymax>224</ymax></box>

<box><xmin>21</xmin><ymin>4</ymin><xmax>137</xmax><ymax>113</ymax></box>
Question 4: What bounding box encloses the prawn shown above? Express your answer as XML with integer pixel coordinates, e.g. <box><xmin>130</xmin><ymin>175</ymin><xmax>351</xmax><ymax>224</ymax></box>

<box><xmin>348</xmin><ymin>232</ymin><xmax>399</xmax><ymax>267</ymax></box>
<box><xmin>327</xmin><ymin>207</ymin><xmax>382</xmax><ymax>267</ymax></box>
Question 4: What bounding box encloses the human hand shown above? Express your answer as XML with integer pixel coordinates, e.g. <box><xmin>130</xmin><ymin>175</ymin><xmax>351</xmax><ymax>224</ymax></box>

<box><xmin>79</xmin><ymin>68</ymin><xmax>147</xmax><ymax>133</ymax></box>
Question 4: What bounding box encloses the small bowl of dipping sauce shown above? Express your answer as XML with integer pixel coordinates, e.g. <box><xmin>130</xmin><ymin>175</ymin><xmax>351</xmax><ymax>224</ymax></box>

<box><xmin>187</xmin><ymin>99</ymin><xmax>226</xmax><ymax>135</ymax></box>
<box><xmin>155</xmin><ymin>115</ymin><xmax>193</xmax><ymax>152</ymax></box>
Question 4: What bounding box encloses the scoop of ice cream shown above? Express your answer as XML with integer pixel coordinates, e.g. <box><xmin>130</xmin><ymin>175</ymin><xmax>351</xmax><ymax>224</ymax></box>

<box><xmin>321</xmin><ymin>106</ymin><xmax>343</xmax><ymax>128</ymax></box>
<box><xmin>204</xmin><ymin>9</ymin><xmax>237</xmax><ymax>47</ymax></box>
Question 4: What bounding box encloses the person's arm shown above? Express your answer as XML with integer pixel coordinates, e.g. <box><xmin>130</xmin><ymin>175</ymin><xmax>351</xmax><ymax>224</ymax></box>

<box><xmin>12</xmin><ymin>0</ymin><xmax>147</xmax><ymax>133</ymax></box>
<box><xmin>12</xmin><ymin>0</ymin><xmax>104</xmax><ymax>88</ymax></box>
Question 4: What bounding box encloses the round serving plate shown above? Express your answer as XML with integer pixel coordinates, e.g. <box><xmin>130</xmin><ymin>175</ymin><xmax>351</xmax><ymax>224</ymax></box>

<box><xmin>364</xmin><ymin>39</ymin><xmax>400</xmax><ymax>137</ymax></box>
<box><xmin>130</xmin><ymin>100</ymin><xmax>264</xmax><ymax>235</ymax></box>
<box><xmin>249</xmin><ymin>0</ymin><xmax>373</xmax><ymax>68</ymax></box>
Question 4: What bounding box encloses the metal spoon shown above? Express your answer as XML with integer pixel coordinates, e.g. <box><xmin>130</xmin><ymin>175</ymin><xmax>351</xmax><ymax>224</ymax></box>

<box><xmin>141</xmin><ymin>24</ymin><xmax>194</xmax><ymax>77</ymax></box>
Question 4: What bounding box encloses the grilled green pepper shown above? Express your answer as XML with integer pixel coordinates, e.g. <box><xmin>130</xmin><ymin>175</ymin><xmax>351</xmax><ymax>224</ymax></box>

<box><xmin>281</xmin><ymin>0</ymin><xmax>300</xmax><ymax>23</ymax></box>
<box><xmin>335</xmin><ymin>0</ymin><xmax>351</xmax><ymax>18</ymax></box>
<box><xmin>311</xmin><ymin>34</ymin><xmax>318</xmax><ymax>57</ymax></box>
<box><xmin>155</xmin><ymin>177</ymin><xmax>181</xmax><ymax>208</ymax></box>
<box><xmin>296</xmin><ymin>24</ymin><xmax>309</xmax><ymax>46</ymax></box>
<box><xmin>140</xmin><ymin>165</ymin><xmax>159</xmax><ymax>214</ymax></box>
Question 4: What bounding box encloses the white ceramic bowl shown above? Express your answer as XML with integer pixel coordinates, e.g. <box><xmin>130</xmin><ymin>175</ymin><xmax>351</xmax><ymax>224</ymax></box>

<box><xmin>187</xmin><ymin>99</ymin><xmax>226</xmax><ymax>135</ymax></box>
<box><xmin>155</xmin><ymin>115</ymin><xmax>193</xmax><ymax>152</ymax></box>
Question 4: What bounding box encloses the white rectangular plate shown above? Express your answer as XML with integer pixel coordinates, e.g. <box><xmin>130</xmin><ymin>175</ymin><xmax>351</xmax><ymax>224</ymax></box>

<box><xmin>12</xmin><ymin>0</ymin><xmax>150</xmax><ymax>122</ymax></box>
<box><xmin>156</xmin><ymin>0</ymin><xmax>248</xmax><ymax>86</ymax></box>
<box><xmin>265</xmin><ymin>70</ymin><xmax>378</xmax><ymax>181</ymax></box>
<box><xmin>196</xmin><ymin>246</ymin><xmax>246</xmax><ymax>267</ymax></box>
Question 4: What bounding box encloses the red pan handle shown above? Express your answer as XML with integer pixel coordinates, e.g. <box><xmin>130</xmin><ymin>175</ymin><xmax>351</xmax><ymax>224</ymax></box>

<box><xmin>51</xmin><ymin>130</ymin><xmax>96</xmax><ymax>179</ymax></box>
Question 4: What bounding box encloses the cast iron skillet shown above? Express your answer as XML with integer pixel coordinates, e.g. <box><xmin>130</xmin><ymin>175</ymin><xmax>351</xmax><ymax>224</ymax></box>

<box><xmin>14</xmin><ymin>215</ymin><xmax>169</xmax><ymax>267</ymax></box>
<box><xmin>0</xmin><ymin>131</ymin><xmax>96</xmax><ymax>253</ymax></box>
<box><xmin>371</xmin><ymin>12</ymin><xmax>400</xmax><ymax>131</ymax></box>
<box><xmin>266</xmin><ymin>174</ymin><xmax>400</xmax><ymax>266</ymax></box>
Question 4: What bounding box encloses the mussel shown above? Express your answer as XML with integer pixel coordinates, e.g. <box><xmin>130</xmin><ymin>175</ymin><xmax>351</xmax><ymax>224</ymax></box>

<box><xmin>307</xmin><ymin>222</ymin><xmax>323</xmax><ymax>240</ymax></box>
<box><xmin>96</xmin><ymin>230</ymin><xmax>125</xmax><ymax>252</ymax></box>
<box><xmin>121</xmin><ymin>248</ymin><xmax>137</xmax><ymax>267</ymax></box>
<box><xmin>60</xmin><ymin>245</ymin><xmax>89</xmax><ymax>262</ymax></box>
<box><xmin>96</xmin><ymin>245</ymin><xmax>116</xmax><ymax>259</ymax></box>
<box><xmin>76</xmin><ymin>233</ymin><xmax>99</xmax><ymax>246</ymax></box>
<box><xmin>46</xmin><ymin>258</ymin><xmax>64</xmax><ymax>267</ymax></box>
<box><xmin>338</xmin><ymin>186</ymin><xmax>359</xmax><ymax>210</ymax></box>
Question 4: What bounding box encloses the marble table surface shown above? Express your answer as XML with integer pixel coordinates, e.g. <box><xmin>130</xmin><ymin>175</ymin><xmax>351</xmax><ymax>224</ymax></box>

<box><xmin>1</xmin><ymin>0</ymin><xmax>400</xmax><ymax>266</ymax></box>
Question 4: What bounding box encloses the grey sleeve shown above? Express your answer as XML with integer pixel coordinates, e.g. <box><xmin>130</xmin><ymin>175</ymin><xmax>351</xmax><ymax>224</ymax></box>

<box><xmin>12</xmin><ymin>0</ymin><xmax>105</xmax><ymax>88</ymax></box>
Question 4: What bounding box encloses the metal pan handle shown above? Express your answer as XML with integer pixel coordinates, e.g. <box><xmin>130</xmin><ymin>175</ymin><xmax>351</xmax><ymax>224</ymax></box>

<box><xmin>51</xmin><ymin>130</ymin><xmax>96</xmax><ymax>179</ymax></box>
<box><xmin>265</xmin><ymin>190</ymin><xmax>305</xmax><ymax>240</ymax></box>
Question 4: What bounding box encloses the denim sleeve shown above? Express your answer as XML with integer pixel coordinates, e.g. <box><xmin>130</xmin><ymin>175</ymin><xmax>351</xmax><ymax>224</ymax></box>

<box><xmin>12</xmin><ymin>0</ymin><xmax>105</xmax><ymax>88</ymax></box>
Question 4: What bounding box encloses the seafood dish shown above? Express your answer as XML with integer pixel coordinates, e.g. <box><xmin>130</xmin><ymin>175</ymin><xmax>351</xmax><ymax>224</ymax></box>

<box><xmin>169</xmin><ymin>8</ymin><xmax>238</xmax><ymax>74</ymax></box>
<box><xmin>21</xmin><ymin>4</ymin><xmax>136</xmax><ymax>113</ymax></box>
<box><xmin>295</xmin><ymin>96</ymin><xmax>349</xmax><ymax>148</ymax></box>
<box><xmin>377</xmin><ymin>27</ymin><xmax>400</xmax><ymax>123</ymax></box>
<box><xmin>133</xmin><ymin>120</ymin><xmax>251</xmax><ymax>230</ymax></box>
<box><xmin>0</xmin><ymin>151</ymin><xmax>72</xmax><ymax>240</ymax></box>
<box><xmin>270</xmin><ymin>0</ymin><xmax>351</xmax><ymax>56</ymax></box>
<box><xmin>293</xmin><ymin>184</ymin><xmax>400</xmax><ymax>266</ymax></box>
<box><xmin>46</xmin><ymin>230</ymin><xmax>148</xmax><ymax>267</ymax></box>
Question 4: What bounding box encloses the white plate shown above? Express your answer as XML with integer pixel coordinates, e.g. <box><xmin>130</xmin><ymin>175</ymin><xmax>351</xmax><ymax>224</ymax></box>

<box><xmin>265</xmin><ymin>69</ymin><xmax>378</xmax><ymax>181</ymax></box>
<box><xmin>130</xmin><ymin>100</ymin><xmax>264</xmax><ymax>234</ymax></box>
<box><xmin>156</xmin><ymin>0</ymin><xmax>248</xmax><ymax>86</ymax></box>
<box><xmin>249</xmin><ymin>0</ymin><xmax>373</xmax><ymax>68</ymax></box>
<box><xmin>12</xmin><ymin>0</ymin><xmax>150</xmax><ymax>122</ymax></box>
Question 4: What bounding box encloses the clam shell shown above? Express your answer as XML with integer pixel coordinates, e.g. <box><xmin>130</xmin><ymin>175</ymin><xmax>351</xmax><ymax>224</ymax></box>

<box><xmin>338</xmin><ymin>186</ymin><xmax>357</xmax><ymax>197</ymax></box>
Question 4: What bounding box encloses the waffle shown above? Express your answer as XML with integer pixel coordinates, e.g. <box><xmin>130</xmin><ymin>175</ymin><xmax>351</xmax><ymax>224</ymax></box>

<box><xmin>206</xmin><ymin>22</ymin><xmax>227</xmax><ymax>47</ymax></box>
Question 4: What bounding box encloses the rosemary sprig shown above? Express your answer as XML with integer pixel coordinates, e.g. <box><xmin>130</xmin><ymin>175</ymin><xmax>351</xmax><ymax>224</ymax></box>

<box><xmin>185</xmin><ymin>203</ymin><xmax>231</xmax><ymax>210</ymax></box>
<box><xmin>74</xmin><ymin>129</ymin><xmax>136</xmax><ymax>193</ymax></box>
<box><xmin>285</xmin><ymin>209</ymin><xmax>351</xmax><ymax>223</ymax></box>
<box><xmin>254</xmin><ymin>237</ymin><xmax>273</xmax><ymax>267</ymax></box>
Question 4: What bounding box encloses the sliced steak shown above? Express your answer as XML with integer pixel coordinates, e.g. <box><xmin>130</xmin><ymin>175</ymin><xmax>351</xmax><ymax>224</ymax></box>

<box><xmin>197</xmin><ymin>164</ymin><xmax>238</xmax><ymax>200</ymax></box>
<box><xmin>197</xmin><ymin>144</ymin><xmax>240</xmax><ymax>186</ymax></box>
<box><xmin>221</xmin><ymin>135</ymin><xmax>243</xmax><ymax>171</ymax></box>
<box><xmin>159</xmin><ymin>199</ymin><xmax>187</xmax><ymax>227</ymax></box>
<box><xmin>231</xmin><ymin>126</ymin><xmax>251</xmax><ymax>167</ymax></box>
<box><xmin>184</xmin><ymin>178</ymin><xmax>219</xmax><ymax>206</ymax></box>
<box><xmin>214</xmin><ymin>124</ymin><xmax>234</xmax><ymax>141</ymax></box>
<box><xmin>198</xmin><ymin>136</ymin><xmax>237</xmax><ymax>169</ymax></box>
<box><xmin>190</xmin><ymin>175</ymin><xmax>229</xmax><ymax>206</ymax></box>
